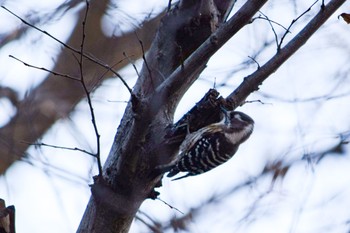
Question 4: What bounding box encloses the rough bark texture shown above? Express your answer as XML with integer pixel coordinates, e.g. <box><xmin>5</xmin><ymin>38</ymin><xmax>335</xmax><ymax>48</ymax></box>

<box><xmin>1</xmin><ymin>0</ymin><xmax>345</xmax><ymax>231</ymax></box>
<box><xmin>77</xmin><ymin>0</ymin><xmax>347</xmax><ymax>232</ymax></box>
<box><xmin>77</xmin><ymin>0</ymin><xmax>238</xmax><ymax>232</ymax></box>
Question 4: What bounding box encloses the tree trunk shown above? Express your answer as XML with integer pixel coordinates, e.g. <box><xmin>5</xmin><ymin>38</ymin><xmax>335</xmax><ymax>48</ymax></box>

<box><xmin>77</xmin><ymin>0</ymin><xmax>240</xmax><ymax>232</ymax></box>
<box><xmin>77</xmin><ymin>0</ymin><xmax>346</xmax><ymax>232</ymax></box>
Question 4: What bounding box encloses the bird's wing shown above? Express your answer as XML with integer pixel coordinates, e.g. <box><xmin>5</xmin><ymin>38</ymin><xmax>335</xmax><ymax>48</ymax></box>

<box><xmin>178</xmin><ymin>123</ymin><xmax>224</xmax><ymax>155</ymax></box>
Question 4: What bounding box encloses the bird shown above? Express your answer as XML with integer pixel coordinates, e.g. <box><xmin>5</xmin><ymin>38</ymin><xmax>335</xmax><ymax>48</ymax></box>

<box><xmin>164</xmin><ymin>109</ymin><xmax>254</xmax><ymax>180</ymax></box>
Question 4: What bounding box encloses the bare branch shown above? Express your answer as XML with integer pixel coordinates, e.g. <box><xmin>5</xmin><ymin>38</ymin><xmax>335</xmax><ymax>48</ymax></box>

<box><xmin>155</xmin><ymin>198</ymin><xmax>184</xmax><ymax>214</ymax></box>
<box><xmin>252</xmin><ymin>13</ymin><xmax>290</xmax><ymax>32</ymax></box>
<box><xmin>257</xmin><ymin>11</ymin><xmax>280</xmax><ymax>49</ymax></box>
<box><xmin>9</xmin><ymin>55</ymin><xmax>80</xmax><ymax>81</ymax></box>
<box><xmin>123</xmin><ymin>52</ymin><xmax>140</xmax><ymax>78</ymax></box>
<box><xmin>227</xmin><ymin>0</ymin><xmax>347</xmax><ymax>107</ymax></box>
<box><xmin>258</xmin><ymin>91</ymin><xmax>350</xmax><ymax>103</ymax></box>
<box><xmin>151</xmin><ymin>0</ymin><xmax>268</xmax><ymax>113</ymax></box>
<box><xmin>135</xmin><ymin>32</ymin><xmax>154</xmax><ymax>87</ymax></box>
<box><xmin>78</xmin><ymin>1</ymin><xmax>241</xmax><ymax>232</ymax></box>
<box><xmin>278</xmin><ymin>0</ymin><xmax>319</xmax><ymax>50</ymax></box>
<box><xmin>77</xmin><ymin>0</ymin><xmax>103</xmax><ymax>175</ymax></box>
<box><xmin>24</xmin><ymin>141</ymin><xmax>96</xmax><ymax>157</ymax></box>
<box><xmin>0</xmin><ymin>2</ymin><xmax>162</xmax><ymax>174</ymax></box>
<box><xmin>1</xmin><ymin>5</ymin><xmax>132</xmax><ymax>93</ymax></box>
<box><xmin>136</xmin><ymin>211</ymin><xmax>162</xmax><ymax>233</ymax></box>
<box><xmin>247</xmin><ymin>55</ymin><xmax>260</xmax><ymax>69</ymax></box>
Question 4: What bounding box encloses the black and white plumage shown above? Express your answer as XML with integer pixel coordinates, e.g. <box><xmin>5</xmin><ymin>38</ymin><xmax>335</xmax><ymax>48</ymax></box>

<box><xmin>166</xmin><ymin>110</ymin><xmax>254</xmax><ymax>180</ymax></box>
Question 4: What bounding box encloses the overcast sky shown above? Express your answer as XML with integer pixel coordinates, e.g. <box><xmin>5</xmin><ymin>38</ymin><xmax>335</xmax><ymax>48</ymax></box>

<box><xmin>1</xmin><ymin>0</ymin><xmax>350</xmax><ymax>232</ymax></box>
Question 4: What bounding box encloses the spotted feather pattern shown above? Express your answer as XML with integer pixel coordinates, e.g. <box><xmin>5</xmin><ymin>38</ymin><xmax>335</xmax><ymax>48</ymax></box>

<box><xmin>166</xmin><ymin>111</ymin><xmax>254</xmax><ymax>180</ymax></box>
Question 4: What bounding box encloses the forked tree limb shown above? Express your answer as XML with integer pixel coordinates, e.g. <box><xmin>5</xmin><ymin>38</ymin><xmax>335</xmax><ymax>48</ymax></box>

<box><xmin>164</xmin><ymin>0</ymin><xmax>346</xmax><ymax>145</ymax></box>
<box><xmin>227</xmin><ymin>0</ymin><xmax>347</xmax><ymax>107</ymax></box>
<box><xmin>81</xmin><ymin>0</ymin><xmax>345</xmax><ymax>231</ymax></box>
<box><xmin>152</xmin><ymin>0</ymin><xmax>269</xmax><ymax>113</ymax></box>
<box><xmin>78</xmin><ymin>0</ymin><xmax>238</xmax><ymax>232</ymax></box>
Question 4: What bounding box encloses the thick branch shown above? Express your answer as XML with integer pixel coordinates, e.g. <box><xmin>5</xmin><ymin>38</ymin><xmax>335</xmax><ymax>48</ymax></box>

<box><xmin>168</xmin><ymin>0</ymin><xmax>346</xmax><ymax>144</ymax></box>
<box><xmin>78</xmin><ymin>1</ymin><xmax>237</xmax><ymax>232</ymax></box>
<box><xmin>168</xmin><ymin>0</ymin><xmax>347</xmax><ymax>153</ymax></box>
<box><xmin>77</xmin><ymin>0</ymin><xmax>345</xmax><ymax>232</ymax></box>
<box><xmin>152</xmin><ymin>0</ymin><xmax>269</xmax><ymax>111</ymax></box>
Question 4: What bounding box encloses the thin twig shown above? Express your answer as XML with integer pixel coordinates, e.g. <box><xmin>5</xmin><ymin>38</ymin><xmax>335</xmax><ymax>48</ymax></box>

<box><xmin>243</xmin><ymin>99</ymin><xmax>271</xmax><ymax>105</ymax></box>
<box><xmin>135</xmin><ymin>32</ymin><xmax>154</xmax><ymax>88</ymax></box>
<box><xmin>156</xmin><ymin>198</ymin><xmax>184</xmax><ymax>214</ymax></box>
<box><xmin>90</xmin><ymin>57</ymin><xmax>131</xmax><ymax>93</ymax></box>
<box><xmin>135</xmin><ymin>212</ymin><xmax>162</xmax><ymax>233</ymax></box>
<box><xmin>78</xmin><ymin>0</ymin><xmax>103</xmax><ymax>176</ymax></box>
<box><xmin>123</xmin><ymin>52</ymin><xmax>140</xmax><ymax>78</ymax></box>
<box><xmin>258</xmin><ymin>91</ymin><xmax>350</xmax><ymax>103</ymax></box>
<box><xmin>9</xmin><ymin>55</ymin><xmax>80</xmax><ymax>81</ymax></box>
<box><xmin>247</xmin><ymin>56</ymin><xmax>260</xmax><ymax>69</ymax></box>
<box><xmin>257</xmin><ymin>11</ymin><xmax>280</xmax><ymax>50</ymax></box>
<box><xmin>252</xmin><ymin>14</ymin><xmax>290</xmax><ymax>32</ymax></box>
<box><xmin>227</xmin><ymin>0</ymin><xmax>347</xmax><ymax>106</ymax></box>
<box><xmin>278</xmin><ymin>0</ymin><xmax>319</xmax><ymax>50</ymax></box>
<box><xmin>1</xmin><ymin>5</ymin><xmax>132</xmax><ymax>94</ymax></box>
<box><xmin>23</xmin><ymin>141</ymin><xmax>96</xmax><ymax>157</ymax></box>
<box><xmin>137</xmin><ymin>211</ymin><xmax>162</xmax><ymax>228</ymax></box>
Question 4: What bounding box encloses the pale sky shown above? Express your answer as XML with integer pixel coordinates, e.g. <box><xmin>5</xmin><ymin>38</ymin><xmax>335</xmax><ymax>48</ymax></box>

<box><xmin>1</xmin><ymin>0</ymin><xmax>350</xmax><ymax>232</ymax></box>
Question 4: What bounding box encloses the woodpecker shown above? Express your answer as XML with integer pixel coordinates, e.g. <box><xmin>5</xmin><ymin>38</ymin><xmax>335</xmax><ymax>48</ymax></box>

<box><xmin>164</xmin><ymin>110</ymin><xmax>254</xmax><ymax>180</ymax></box>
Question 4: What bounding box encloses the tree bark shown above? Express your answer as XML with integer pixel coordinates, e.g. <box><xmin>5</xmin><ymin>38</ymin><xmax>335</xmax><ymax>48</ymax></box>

<box><xmin>77</xmin><ymin>0</ymin><xmax>266</xmax><ymax>232</ymax></box>
<box><xmin>77</xmin><ymin>0</ymin><xmax>347</xmax><ymax>231</ymax></box>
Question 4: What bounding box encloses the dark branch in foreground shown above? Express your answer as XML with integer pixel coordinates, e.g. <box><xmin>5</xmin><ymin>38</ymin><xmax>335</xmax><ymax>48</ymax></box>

<box><xmin>78</xmin><ymin>1</ymin><xmax>241</xmax><ymax>232</ymax></box>
<box><xmin>278</xmin><ymin>0</ymin><xmax>320</xmax><ymax>50</ymax></box>
<box><xmin>0</xmin><ymin>199</ymin><xmax>15</xmax><ymax>233</ymax></box>
<box><xmin>157</xmin><ymin>0</ymin><xmax>346</xmax><ymax>146</ymax></box>
<box><xmin>152</xmin><ymin>0</ymin><xmax>268</xmax><ymax>112</ymax></box>
<box><xmin>77</xmin><ymin>0</ymin><xmax>103</xmax><ymax>176</ymax></box>
<box><xmin>9</xmin><ymin>55</ymin><xmax>80</xmax><ymax>81</ymax></box>
<box><xmin>24</xmin><ymin>142</ymin><xmax>96</xmax><ymax>157</ymax></box>
<box><xmin>79</xmin><ymin>1</ymin><xmax>346</xmax><ymax>232</ymax></box>
<box><xmin>227</xmin><ymin>0</ymin><xmax>347</xmax><ymax>107</ymax></box>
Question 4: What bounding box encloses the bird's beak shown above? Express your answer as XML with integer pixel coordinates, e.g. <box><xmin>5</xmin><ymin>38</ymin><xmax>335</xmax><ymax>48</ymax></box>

<box><xmin>220</xmin><ymin>106</ymin><xmax>230</xmax><ymax>125</ymax></box>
